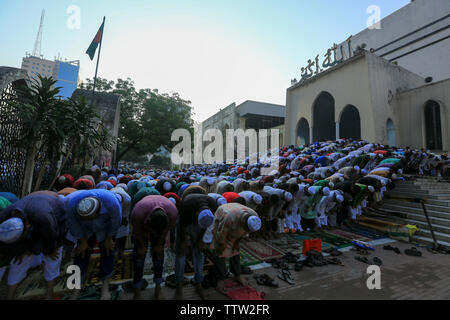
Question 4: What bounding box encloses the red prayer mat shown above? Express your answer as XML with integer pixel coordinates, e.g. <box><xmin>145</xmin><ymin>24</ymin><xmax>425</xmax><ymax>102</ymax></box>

<box><xmin>240</xmin><ymin>239</ymin><xmax>285</xmax><ymax>261</ymax></box>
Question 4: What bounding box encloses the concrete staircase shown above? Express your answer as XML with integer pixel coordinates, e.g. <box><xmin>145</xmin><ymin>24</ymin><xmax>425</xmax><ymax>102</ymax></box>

<box><xmin>380</xmin><ymin>176</ymin><xmax>450</xmax><ymax>249</ymax></box>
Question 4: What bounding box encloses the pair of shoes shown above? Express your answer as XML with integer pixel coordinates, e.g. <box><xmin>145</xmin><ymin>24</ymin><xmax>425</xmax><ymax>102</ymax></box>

<box><xmin>277</xmin><ymin>269</ymin><xmax>295</xmax><ymax>285</ymax></box>
<box><xmin>326</xmin><ymin>257</ymin><xmax>344</xmax><ymax>266</ymax></box>
<box><xmin>404</xmin><ymin>247</ymin><xmax>422</xmax><ymax>257</ymax></box>
<box><xmin>355</xmin><ymin>256</ymin><xmax>383</xmax><ymax>266</ymax></box>
<box><xmin>383</xmin><ymin>245</ymin><xmax>401</xmax><ymax>254</ymax></box>
<box><xmin>254</xmin><ymin>274</ymin><xmax>279</xmax><ymax>287</ymax></box>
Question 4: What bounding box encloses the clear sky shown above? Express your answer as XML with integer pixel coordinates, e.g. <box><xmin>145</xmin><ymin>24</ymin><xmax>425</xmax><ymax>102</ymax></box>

<box><xmin>0</xmin><ymin>0</ymin><xmax>410</xmax><ymax>122</ymax></box>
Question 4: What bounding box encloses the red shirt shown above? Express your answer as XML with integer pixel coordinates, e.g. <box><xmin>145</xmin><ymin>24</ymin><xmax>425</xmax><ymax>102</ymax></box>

<box><xmin>131</xmin><ymin>195</ymin><xmax>178</xmax><ymax>239</ymax></box>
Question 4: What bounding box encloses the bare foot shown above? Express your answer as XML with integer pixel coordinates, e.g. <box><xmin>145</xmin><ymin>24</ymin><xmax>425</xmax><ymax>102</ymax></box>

<box><xmin>195</xmin><ymin>284</ymin><xmax>206</xmax><ymax>300</ymax></box>
<box><xmin>234</xmin><ymin>276</ymin><xmax>248</xmax><ymax>287</ymax></box>
<box><xmin>216</xmin><ymin>280</ymin><xmax>226</xmax><ymax>295</ymax></box>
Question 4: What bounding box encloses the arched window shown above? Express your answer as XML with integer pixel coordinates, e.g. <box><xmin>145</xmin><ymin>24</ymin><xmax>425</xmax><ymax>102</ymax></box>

<box><xmin>340</xmin><ymin>105</ymin><xmax>361</xmax><ymax>139</ymax></box>
<box><xmin>296</xmin><ymin>118</ymin><xmax>310</xmax><ymax>146</ymax></box>
<box><xmin>424</xmin><ymin>101</ymin><xmax>442</xmax><ymax>150</ymax></box>
<box><xmin>386</xmin><ymin>118</ymin><xmax>396</xmax><ymax>147</ymax></box>
<box><xmin>312</xmin><ymin>92</ymin><xmax>335</xmax><ymax>142</ymax></box>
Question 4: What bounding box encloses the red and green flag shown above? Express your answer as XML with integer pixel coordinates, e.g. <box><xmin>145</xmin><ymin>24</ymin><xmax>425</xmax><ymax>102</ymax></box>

<box><xmin>86</xmin><ymin>19</ymin><xmax>105</xmax><ymax>60</ymax></box>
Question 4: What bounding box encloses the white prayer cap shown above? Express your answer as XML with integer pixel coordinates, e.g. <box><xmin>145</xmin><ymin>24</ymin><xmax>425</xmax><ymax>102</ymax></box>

<box><xmin>322</xmin><ymin>187</ymin><xmax>330</xmax><ymax>196</ymax></box>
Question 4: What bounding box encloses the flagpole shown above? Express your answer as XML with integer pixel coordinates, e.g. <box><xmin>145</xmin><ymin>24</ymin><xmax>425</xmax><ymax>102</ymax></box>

<box><xmin>92</xmin><ymin>16</ymin><xmax>105</xmax><ymax>94</ymax></box>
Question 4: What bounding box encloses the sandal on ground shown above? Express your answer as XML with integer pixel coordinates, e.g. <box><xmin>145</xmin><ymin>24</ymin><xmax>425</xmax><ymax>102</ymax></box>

<box><xmin>384</xmin><ymin>245</ymin><xmax>401</xmax><ymax>254</ymax></box>
<box><xmin>405</xmin><ymin>247</ymin><xmax>422</xmax><ymax>257</ymax></box>
<box><xmin>277</xmin><ymin>269</ymin><xmax>295</xmax><ymax>285</ymax></box>
<box><xmin>427</xmin><ymin>248</ymin><xmax>439</xmax><ymax>254</ymax></box>
<box><xmin>330</xmin><ymin>249</ymin><xmax>343</xmax><ymax>257</ymax></box>
<box><xmin>326</xmin><ymin>258</ymin><xmax>344</xmax><ymax>266</ymax></box>
<box><xmin>254</xmin><ymin>274</ymin><xmax>279</xmax><ymax>287</ymax></box>
<box><xmin>372</xmin><ymin>257</ymin><xmax>383</xmax><ymax>266</ymax></box>
<box><xmin>355</xmin><ymin>256</ymin><xmax>370</xmax><ymax>264</ymax></box>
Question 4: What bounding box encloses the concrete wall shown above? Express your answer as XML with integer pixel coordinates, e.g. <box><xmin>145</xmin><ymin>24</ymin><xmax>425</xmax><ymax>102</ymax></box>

<box><xmin>237</xmin><ymin>100</ymin><xmax>285</xmax><ymax>118</ymax></box>
<box><xmin>0</xmin><ymin>67</ymin><xmax>29</xmax><ymax>92</ymax></box>
<box><xmin>393</xmin><ymin>79</ymin><xmax>450</xmax><ymax>151</ymax></box>
<box><xmin>338</xmin><ymin>0</ymin><xmax>450</xmax><ymax>82</ymax></box>
<box><xmin>202</xmin><ymin>103</ymin><xmax>238</xmax><ymax>133</ymax></box>
<box><xmin>365</xmin><ymin>53</ymin><xmax>425</xmax><ymax>144</ymax></box>
<box><xmin>72</xmin><ymin>89</ymin><xmax>121</xmax><ymax>165</ymax></box>
<box><xmin>285</xmin><ymin>53</ymin><xmax>373</xmax><ymax>145</ymax></box>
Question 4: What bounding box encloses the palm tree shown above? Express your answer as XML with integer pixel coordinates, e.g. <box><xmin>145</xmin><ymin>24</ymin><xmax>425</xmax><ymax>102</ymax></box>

<box><xmin>48</xmin><ymin>95</ymin><xmax>113</xmax><ymax>189</ymax></box>
<box><xmin>9</xmin><ymin>76</ymin><xmax>65</xmax><ymax>197</ymax></box>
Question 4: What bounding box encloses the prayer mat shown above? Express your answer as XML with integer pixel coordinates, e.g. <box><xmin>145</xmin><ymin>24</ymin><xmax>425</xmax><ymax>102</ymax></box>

<box><xmin>61</xmin><ymin>285</ymin><xmax>123</xmax><ymax>300</ymax></box>
<box><xmin>239</xmin><ymin>248</ymin><xmax>263</xmax><ymax>267</ymax></box>
<box><xmin>222</xmin><ymin>279</ymin><xmax>265</xmax><ymax>300</ymax></box>
<box><xmin>324</xmin><ymin>229</ymin><xmax>373</xmax><ymax>243</ymax></box>
<box><xmin>265</xmin><ymin>234</ymin><xmax>303</xmax><ymax>255</ymax></box>
<box><xmin>343</xmin><ymin>223</ymin><xmax>387</xmax><ymax>240</ymax></box>
<box><xmin>15</xmin><ymin>260</ymin><xmax>74</xmax><ymax>300</ymax></box>
<box><xmin>240</xmin><ymin>239</ymin><xmax>285</xmax><ymax>261</ymax></box>
<box><xmin>86</xmin><ymin>251</ymin><xmax>133</xmax><ymax>285</ymax></box>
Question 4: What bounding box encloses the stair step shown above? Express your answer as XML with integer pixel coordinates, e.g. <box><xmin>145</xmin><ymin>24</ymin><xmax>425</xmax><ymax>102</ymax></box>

<box><xmin>411</xmin><ymin>235</ymin><xmax>450</xmax><ymax>250</ymax></box>
<box><xmin>394</xmin><ymin>186</ymin><xmax>450</xmax><ymax>194</ymax></box>
<box><xmin>404</xmin><ymin>219</ymin><xmax>450</xmax><ymax>234</ymax></box>
<box><xmin>416</xmin><ymin>229</ymin><xmax>450</xmax><ymax>243</ymax></box>
<box><xmin>382</xmin><ymin>203</ymin><xmax>450</xmax><ymax>217</ymax></box>
<box><xmin>384</xmin><ymin>198</ymin><xmax>450</xmax><ymax>209</ymax></box>
<box><xmin>389</xmin><ymin>191</ymin><xmax>450</xmax><ymax>200</ymax></box>
<box><xmin>382</xmin><ymin>206</ymin><xmax>450</xmax><ymax>225</ymax></box>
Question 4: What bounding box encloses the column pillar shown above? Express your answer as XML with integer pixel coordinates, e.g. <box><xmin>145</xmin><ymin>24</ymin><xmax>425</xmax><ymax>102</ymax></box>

<box><xmin>336</xmin><ymin>122</ymin><xmax>340</xmax><ymax>140</ymax></box>
<box><xmin>309</xmin><ymin>127</ymin><xmax>313</xmax><ymax>144</ymax></box>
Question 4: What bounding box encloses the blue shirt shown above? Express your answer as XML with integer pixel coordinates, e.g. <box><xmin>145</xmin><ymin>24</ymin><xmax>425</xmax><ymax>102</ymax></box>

<box><xmin>65</xmin><ymin>189</ymin><xmax>122</xmax><ymax>242</ymax></box>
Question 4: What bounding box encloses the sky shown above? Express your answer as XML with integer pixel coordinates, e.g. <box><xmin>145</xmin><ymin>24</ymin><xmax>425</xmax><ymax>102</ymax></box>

<box><xmin>0</xmin><ymin>0</ymin><xmax>410</xmax><ymax>123</ymax></box>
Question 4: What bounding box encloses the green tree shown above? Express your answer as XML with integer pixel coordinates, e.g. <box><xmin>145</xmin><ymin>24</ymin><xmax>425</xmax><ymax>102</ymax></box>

<box><xmin>81</xmin><ymin>77</ymin><xmax>194</xmax><ymax>162</ymax></box>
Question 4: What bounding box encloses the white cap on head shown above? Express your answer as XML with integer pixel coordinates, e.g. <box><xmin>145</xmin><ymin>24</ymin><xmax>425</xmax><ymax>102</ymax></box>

<box><xmin>168</xmin><ymin>197</ymin><xmax>177</xmax><ymax>205</ymax></box>
<box><xmin>0</xmin><ymin>218</ymin><xmax>24</xmax><ymax>243</ymax></box>
<box><xmin>207</xmin><ymin>177</ymin><xmax>215</xmax><ymax>185</ymax></box>
<box><xmin>284</xmin><ymin>192</ymin><xmax>293</xmax><ymax>202</ymax></box>
<box><xmin>354</xmin><ymin>166</ymin><xmax>360</xmax><ymax>171</ymax></box>
<box><xmin>253</xmin><ymin>194</ymin><xmax>263</xmax><ymax>205</ymax></box>
<box><xmin>368</xmin><ymin>186</ymin><xmax>375</xmax><ymax>193</ymax></box>
<box><xmin>336</xmin><ymin>194</ymin><xmax>344</xmax><ymax>203</ymax></box>
<box><xmin>247</xmin><ymin>216</ymin><xmax>262</xmax><ymax>232</ymax></box>
<box><xmin>217</xmin><ymin>197</ymin><xmax>227</xmax><ymax>206</ymax></box>
<box><xmin>163</xmin><ymin>181</ymin><xmax>172</xmax><ymax>192</ymax></box>
<box><xmin>329</xmin><ymin>182</ymin><xmax>335</xmax><ymax>188</ymax></box>
<box><xmin>322</xmin><ymin>187</ymin><xmax>330</xmax><ymax>196</ymax></box>
<box><xmin>307</xmin><ymin>187</ymin><xmax>317</xmax><ymax>195</ymax></box>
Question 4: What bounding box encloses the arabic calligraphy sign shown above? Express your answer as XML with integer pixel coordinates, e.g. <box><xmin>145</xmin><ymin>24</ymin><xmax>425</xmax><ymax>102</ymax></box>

<box><xmin>297</xmin><ymin>37</ymin><xmax>354</xmax><ymax>84</ymax></box>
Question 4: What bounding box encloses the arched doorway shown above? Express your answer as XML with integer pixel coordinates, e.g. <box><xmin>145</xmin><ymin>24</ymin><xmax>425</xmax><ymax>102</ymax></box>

<box><xmin>296</xmin><ymin>118</ymin><xmax>310</xmax><ymax>146</ymax></box>
<box><xmin>313</xmin><ymin>92</ymin><xmax>335</xmax><ymax>141</ymax></box>
<box><xmin>340</xmin><ymin>105</ymin><xmax>361</xmax><ymax>139</ymax></box>
<box><xmin>386</xmin><ymin>119</ymin><xmax>396</xmax><ymax>147</ymax></box>
<box><xmin>424</xmin><ymin>101</ymin><xmax>442</xmax><ymax>150</ymax></box>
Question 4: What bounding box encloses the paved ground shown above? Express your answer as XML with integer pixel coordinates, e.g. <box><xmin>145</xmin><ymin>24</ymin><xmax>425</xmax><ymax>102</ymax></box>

<box><xmin>120</xmin><ymin>241</ymin><xmax>450</xmax><ymax>300</ymax></box>
<box><xmin>1</xmin><ymin>240</ymin><xmax>449</xmax><ymax>300</ymax></box>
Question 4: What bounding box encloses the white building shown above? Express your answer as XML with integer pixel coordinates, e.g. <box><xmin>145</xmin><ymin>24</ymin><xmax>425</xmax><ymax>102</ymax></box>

<box><xmin>285</xmin><ymin>0</ymin><xmax>450</xmax><ymax>152</ymax></box>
